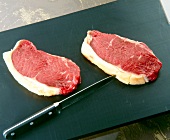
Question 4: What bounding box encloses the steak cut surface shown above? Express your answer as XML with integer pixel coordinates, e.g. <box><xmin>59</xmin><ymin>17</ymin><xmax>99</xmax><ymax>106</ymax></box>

<box><xmin>3</xmin><ymin>40</ymin><xmax>81</xmax><ymax>96</ymax></box>
<box><xmin>81</xmin><ymin>30</ymin><xmax>162</xmax><ymax>85</ymax></box>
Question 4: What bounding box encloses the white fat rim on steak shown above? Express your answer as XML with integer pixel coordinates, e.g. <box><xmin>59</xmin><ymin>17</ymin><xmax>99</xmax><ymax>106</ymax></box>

<box><xmin>81</xmin><ymin>36</ymin><xmax>149</xmax><ymax>85</ymax></box>
<box><xmin>3</xmin><ymin>41</ymin><xmax>60</xmax><ymax>96</ymax></box>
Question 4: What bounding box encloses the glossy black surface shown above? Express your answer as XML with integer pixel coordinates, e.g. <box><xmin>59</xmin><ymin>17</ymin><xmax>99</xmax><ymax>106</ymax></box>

<box><xmin>0</xmin><ymin>0</ymin><xmax>170</xmax><ymax>139</ymax></box>
<box><xmin>3</xmin><ymin>104</ymin><xmax>57</xmax><ymax>139</ymax></box>
<box><xmin>3</xmin><ymin>76</ymin><xmax>113</xmax><ymax>139</ymax></box>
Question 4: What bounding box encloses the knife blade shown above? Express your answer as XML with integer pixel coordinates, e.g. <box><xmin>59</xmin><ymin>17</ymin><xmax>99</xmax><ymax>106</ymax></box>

<box><xmin>3</xmin><ymin>75</ymin><xmax>113</xmax><ymax>139</ymax></box>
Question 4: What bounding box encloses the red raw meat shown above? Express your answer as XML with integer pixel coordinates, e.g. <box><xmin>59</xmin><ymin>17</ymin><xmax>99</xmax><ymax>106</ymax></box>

<box><xmin>81</xmin><ymin>30</ymin><xmax>162</xmax><ymax>85</ymax></box>
<box><xmin>3</xmin><ymin>40</ymin><xmax>81</xmax><ymax>96</ymax></box>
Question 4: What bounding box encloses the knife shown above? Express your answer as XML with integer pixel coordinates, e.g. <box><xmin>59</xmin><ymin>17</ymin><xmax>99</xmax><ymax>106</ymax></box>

<box><xmin>3</xmin><ymin>76</ymin><xmax>113</xmax><ymax>139</ymax></box>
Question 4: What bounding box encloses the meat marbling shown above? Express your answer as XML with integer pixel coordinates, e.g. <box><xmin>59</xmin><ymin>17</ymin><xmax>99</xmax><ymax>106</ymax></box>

<box><xmin>3</xmin><ymin>40</ymin><xmax>81</xmax><ymax>96</ymax></box>
<box><xmin>81</xmin><ymin>30</ymin><xmax>162</xmax><ymax>85</ymax></box>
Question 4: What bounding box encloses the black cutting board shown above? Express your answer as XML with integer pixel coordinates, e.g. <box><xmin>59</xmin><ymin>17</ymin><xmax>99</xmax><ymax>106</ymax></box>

<box><xmin>0</xmin><ymin>0</ymin><xmax>170</xmax><ymax>139</ymax></box>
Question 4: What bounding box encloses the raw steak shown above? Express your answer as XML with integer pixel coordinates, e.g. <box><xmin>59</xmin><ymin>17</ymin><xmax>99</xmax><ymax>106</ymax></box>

<box><xmin>81</xmin><ymin>30</ymin><xmax>162</xmax><ymax>85</ymax></box>
<box><xmin>3</xmin><ymin>40</ymin><xmax>81</xmax><ymax>96</ymax></box>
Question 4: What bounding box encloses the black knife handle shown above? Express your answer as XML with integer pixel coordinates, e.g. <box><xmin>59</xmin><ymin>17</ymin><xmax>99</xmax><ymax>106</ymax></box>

<box><xmin>3</xmin><ymin>103</ymin><xmax>60</xmax><ymax>139</ymax></box>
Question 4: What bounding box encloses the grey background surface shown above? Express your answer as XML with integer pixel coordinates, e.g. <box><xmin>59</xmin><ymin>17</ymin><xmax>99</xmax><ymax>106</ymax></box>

<box><xmin>0</xmin><ymin>0</ymin><xmax>115</xmax><ymax>32</ymax></box>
